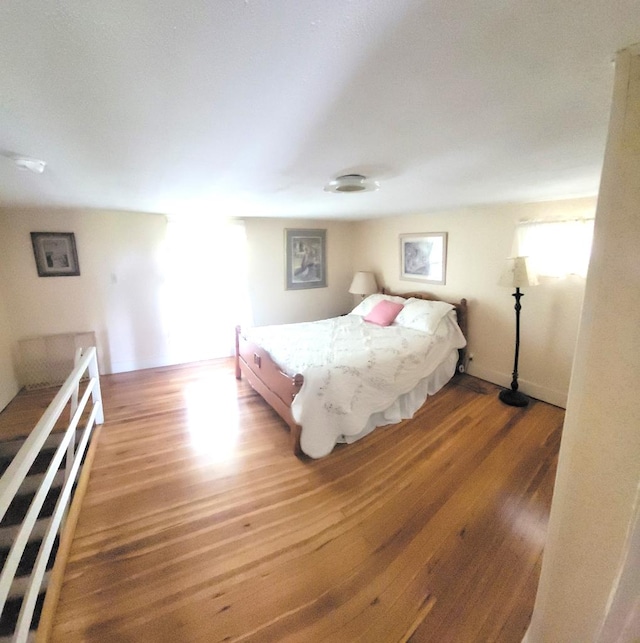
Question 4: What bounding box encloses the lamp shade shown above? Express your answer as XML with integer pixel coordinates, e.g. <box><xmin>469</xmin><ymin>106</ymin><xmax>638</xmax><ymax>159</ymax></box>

<box><xmin>498</xmin><ymin>256</ymin><xmax>539</xmax><ymax>288</ymax></box>
<box><xmin>349</xmin><ymin>271</ymin><xmax>378</xmax><ymax>296</ymax></box>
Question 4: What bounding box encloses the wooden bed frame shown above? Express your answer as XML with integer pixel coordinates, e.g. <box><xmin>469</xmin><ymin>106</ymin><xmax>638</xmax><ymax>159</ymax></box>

<box><xmin>235</xmin><ymin>289</ymin><xmax>468</xmax><ymax>456</ymax></box>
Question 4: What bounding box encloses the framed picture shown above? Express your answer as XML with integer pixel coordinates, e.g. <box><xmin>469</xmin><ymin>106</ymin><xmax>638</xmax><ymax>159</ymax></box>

<box><xmin>285</xmin><ymin>228</ymin><xmax>327</xmax><ymax>290</ymax></box>
<box><xmin>400</xmin><ymin>232</ymin><xmax>447</xmax><ymax>285</ymax></box>
<box><xmin>31</xmin><ymin>232</ymin><xmax>80</xmax><ymax>277</ymax></box>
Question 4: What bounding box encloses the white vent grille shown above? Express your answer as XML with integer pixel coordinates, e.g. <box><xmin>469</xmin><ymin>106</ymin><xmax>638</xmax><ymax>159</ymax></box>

<box><xmin>17</xmin><ymin>332</ymin><xmax>97</xmax><ymax>389</ymax></box>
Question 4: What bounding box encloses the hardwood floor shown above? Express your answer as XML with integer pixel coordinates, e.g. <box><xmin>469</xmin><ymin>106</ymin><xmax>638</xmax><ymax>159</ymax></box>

<box><xmin>32</xmin><ymin>359</ymin><xmax>563</xmax><ymax>642</ymax></box>
<box><xmin>0</xmin><ymin>386</ymin><xmax>66</xmax><ymax>441</ymax></box>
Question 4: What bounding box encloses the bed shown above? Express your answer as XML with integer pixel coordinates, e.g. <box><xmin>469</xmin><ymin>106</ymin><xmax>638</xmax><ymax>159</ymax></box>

<box><xmin>235</xmin><ymin>289</ymin><xmax>468</xmax><ymax>458</ymax></box>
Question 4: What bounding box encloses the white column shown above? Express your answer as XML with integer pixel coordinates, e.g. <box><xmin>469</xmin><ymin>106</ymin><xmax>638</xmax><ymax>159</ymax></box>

<box><xmin>525</xmin><ymin>43</ymin><xmax>640</xmax><ymax>642</ymax></box>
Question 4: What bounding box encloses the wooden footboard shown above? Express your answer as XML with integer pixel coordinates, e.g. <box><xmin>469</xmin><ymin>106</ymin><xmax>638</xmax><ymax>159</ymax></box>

<box><xmin>235</xmin><ymin>326</ymin><xmax>304</xmax><ymax>455</ymax></box>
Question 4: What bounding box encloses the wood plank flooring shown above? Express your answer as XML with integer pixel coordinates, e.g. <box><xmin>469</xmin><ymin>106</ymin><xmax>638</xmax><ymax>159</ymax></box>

<box><xmin>0</xmin><ymin>386</ymin><xmax>66</xmax><ymax>441</ymax></box>
<box><xmin>0</xmin><ymin>379</ymin><xmax>94</xmax><ymax>442</ymax></box>
<box><xmin>24</xmin><ymin>358</ymin><xmax>563</xmax><ymax>642</ymax></box>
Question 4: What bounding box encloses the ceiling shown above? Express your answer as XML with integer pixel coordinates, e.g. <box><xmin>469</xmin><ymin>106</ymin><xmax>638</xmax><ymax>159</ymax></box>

<box><xmin>1</xmin><ymin>1</ymin><xmax>639</xmax><ymax>220</ymax></box>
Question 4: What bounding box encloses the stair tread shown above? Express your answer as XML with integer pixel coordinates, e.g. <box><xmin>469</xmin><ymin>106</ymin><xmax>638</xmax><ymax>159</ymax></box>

<box><xmin>1</xmin><ymin>486</ymin><xmax>62</xmax><ymax>528</ymax></box>
<box><xmin>0</xmin><ymin>448</ymin><xmax>58</xmax><ymax>478</ymax></box>
<box><xmin>0</xmin><ymin>536</ymin><xmax>60</xmax><ymax>576</ymax></box>
<box><xmin>0</xmin><ymin>592</ymin><xmax>46</xmax><ymax>637</ymax></box>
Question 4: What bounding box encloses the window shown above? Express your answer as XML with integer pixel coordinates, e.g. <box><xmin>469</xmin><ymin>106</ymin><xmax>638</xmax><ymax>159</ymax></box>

<box><xmin>515</xmin><ymin>218</ymin><xmax>595</xmax><ymax>279</ymax></box>
<box><xmin>160</xmin><ymin>218</ymin><xmax>252</xmax><ymax>363</ymax></box>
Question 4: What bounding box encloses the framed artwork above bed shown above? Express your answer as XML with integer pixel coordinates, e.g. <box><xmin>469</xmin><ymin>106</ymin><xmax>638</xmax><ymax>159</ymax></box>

<box><xmin>400</xmin><ymin>232</ymin><xmax>447</xmax><ymax>285</ymax></box>
<box><xmin>285</xmin><ymin>228</ymin><xmax>327</xmax><ymax>290</ymax></box>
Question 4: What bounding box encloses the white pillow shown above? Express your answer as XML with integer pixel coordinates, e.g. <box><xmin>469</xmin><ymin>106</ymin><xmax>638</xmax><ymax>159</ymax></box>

<box><xmin>349</xmin><ymin>293</ymin><xmax>406</xmax><ymax>317</ymax></box>
<box><xmin>394</xmin><ymin>298</ymin><xmax>454</xmax><ymax>334</ymax></box>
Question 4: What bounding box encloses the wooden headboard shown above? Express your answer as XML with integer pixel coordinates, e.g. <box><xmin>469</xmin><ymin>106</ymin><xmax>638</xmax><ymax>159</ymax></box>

<box><xmin>381</xmin><ymin>288</ymin><xmax>468</xmax><ymax>369</ymax></box>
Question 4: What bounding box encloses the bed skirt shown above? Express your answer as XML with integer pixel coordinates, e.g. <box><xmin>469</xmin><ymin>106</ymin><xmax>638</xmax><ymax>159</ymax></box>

<box><xmin>338</xmin><ymin>348</ymin><xmax>458</xmax><ymax>445</ymax></box>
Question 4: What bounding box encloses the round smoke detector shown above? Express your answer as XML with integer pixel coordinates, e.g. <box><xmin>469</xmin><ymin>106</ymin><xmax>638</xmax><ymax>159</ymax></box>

<box><xmin>324</xmin><ymin>174</ymin><xmax>379</xmax><ymax>193</ymax></box>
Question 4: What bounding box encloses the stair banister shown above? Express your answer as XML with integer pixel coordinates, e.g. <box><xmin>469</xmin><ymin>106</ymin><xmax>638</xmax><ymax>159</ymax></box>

<box><xmin>0</xmin><ymin>346</ymin><xmax>103</xmax><ymax>641</ymax></box>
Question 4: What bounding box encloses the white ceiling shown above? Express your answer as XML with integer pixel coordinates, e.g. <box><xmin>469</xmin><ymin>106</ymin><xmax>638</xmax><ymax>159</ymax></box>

<box><xmin>1</xmin><ymin>1</ymin><xmax>639</xmax><ymax>220</ymax></box>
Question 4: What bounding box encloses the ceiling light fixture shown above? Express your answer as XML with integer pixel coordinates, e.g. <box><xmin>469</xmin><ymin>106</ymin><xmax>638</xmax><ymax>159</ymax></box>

<box><xmin>324</xmin><ymin>174</ymin><xmax>379</xmax><ymax>193</ymax></box>
<box><xmin>13</xmin><ymin>157</ymin><xmax>47</xmax><ymax>174</ymax></box>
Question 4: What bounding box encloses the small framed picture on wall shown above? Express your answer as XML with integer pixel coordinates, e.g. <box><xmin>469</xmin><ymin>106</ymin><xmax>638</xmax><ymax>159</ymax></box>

<box><xmin>400</xmin><ymin>232</ymin><xmax>447</xmax><ymax>285</ymax></box>
<box><xmin>285</xmin><ymin>228</ymin><xmax>327</xmax><ymax>290</ymax></box>
<box><xmin>31</xmin><ymin>232</ymin><xmax>81</xmax><ymax>277</ymax></box>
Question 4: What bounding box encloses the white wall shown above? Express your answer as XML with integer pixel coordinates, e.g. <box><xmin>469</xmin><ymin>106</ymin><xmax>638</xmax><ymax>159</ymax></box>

<box><xmin>0</xmin><ymin>210</ymin><xmax>358</xmax><ymax>382</ymax></box>
<box><xmin>0</xmin><ymin>208</ymin><xmax>168</xmax><ymax>375</ymax></box>
<box><xmin>0</xmin><ymin>285</ymin><xmax>19</xmax><ymax>411</ymax></box>
<box><xmin>352</xmin><ymin>197</ymin><xmax>594</xmax><ymax>407</ymax></box>
<box><xmin>525</xmin><ymin>43</ymin><xmax>640</xmax><ymax>643</ymax></box>
<box><xmin>0</xmin><ymin>200</ymin><xmax>591</xmax><ymax>411</ymax></box>
<box><xmin>244</xmin><ymin>218</ymin><xmax>356</xmax><ymax>326</ymax></box>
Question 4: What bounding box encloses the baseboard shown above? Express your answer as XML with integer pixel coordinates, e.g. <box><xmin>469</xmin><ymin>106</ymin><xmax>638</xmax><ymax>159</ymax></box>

<box><xmin>108</xmin><ymin>351</ymin><xmax>235</xmax><ymax>375</ymax></box>
<box><xmin>108</xmin><ymin>356</ymin><xmax>170</xmax><ymax>374</ymax></box>
<box><xmin>468</xmin><ymin>364</ymin><xmax>568</xmax><ymax>409</ymax></box>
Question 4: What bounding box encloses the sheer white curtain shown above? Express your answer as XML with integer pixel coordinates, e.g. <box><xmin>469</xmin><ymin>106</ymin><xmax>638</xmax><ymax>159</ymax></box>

<box><xmin>515</xmin><ymin>219</ymin><xmax>595</xmax><ymax>278</ymax></box>
<box><xmin>160</xmin><ymin>217</ymin><xmax>252</xmax><ymax>364</ymax></box>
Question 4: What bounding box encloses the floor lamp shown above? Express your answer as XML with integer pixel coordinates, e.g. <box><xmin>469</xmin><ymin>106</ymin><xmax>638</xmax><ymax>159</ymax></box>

<box><xmin>498</xmin><ymin>256</ymin><xmax>538</xmax><ymax>407</ymax></box>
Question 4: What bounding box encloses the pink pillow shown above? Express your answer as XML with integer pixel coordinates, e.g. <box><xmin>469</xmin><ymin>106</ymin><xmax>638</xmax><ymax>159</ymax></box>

<box><xmin>363</xmin><ymin>300</ymin><xmax>404</xmax><ymax>326</ymax></box>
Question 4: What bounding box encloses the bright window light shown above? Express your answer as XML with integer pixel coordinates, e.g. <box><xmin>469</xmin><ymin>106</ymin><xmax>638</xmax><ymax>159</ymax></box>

<box><xmin>159</xmin><ymin>218</ymin><xmax>252</xmax><ymax>364</ymax></box>
<box><xmin>516</xmin><ymin>218</ymin><xmax>595</xmax><ymax>279</ymax></box>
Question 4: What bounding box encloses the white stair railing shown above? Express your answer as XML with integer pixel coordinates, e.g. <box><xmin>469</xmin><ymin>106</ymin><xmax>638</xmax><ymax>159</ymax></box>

<box><xmin>0</xmin><ymin>347</ymin><xmax>103</xmax><ymax>642</ymax></box>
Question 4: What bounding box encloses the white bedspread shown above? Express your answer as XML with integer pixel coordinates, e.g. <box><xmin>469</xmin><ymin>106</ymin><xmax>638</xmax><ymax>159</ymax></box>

<box><xmin>243</xmin><ymin>313</ymin><xmax>466</xmax><ymax>458</ymax></box>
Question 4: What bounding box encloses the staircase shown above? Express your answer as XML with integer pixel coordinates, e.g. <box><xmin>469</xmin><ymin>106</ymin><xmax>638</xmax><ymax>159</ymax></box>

<box><xmin>0</xmin><ymin>347</ymin><xmax>103</xmax><ymax>643</ymax></box>
<box><xmin>0</xmin><ymin>435</ymin><xmax>71</xmax><ymax>641</ymax></box>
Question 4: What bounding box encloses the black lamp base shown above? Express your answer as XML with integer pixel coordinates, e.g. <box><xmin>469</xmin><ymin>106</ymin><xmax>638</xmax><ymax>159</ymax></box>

<box><xmin>499</xmin><ymin>388</ymin><xmax>529</xmax><ymax>407</ymax></box>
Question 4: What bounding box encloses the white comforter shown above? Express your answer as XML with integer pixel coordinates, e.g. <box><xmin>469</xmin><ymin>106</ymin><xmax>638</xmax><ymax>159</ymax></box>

<box><xmin>244</xmin><ymin>313</ymin><xmax>466</xmax><ymax>458</ymax></box>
